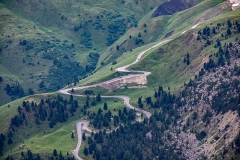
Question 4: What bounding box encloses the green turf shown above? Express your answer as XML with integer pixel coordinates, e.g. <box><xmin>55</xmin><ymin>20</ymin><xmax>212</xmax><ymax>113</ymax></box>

<box><xmin>76</xmin><ymin>8</ymin><xmax>240</xmax><ymax>111</ymax></box>
<box><xmin>0</xmin><ymin>93</ymin><xmax>126</xmax><ymax>159</ymax></box>
<box><xmin>96</xmin><ymin>0</ymin><xmax>226</xmax><ymax>68</ymax></box>
<box><xmin>0</xmin><ymin>0</ymin><xmax>167</xmax><ymax>105</ymax></box>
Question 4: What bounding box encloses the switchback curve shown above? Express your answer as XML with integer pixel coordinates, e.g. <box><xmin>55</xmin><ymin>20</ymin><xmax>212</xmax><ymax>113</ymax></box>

<box><xmin>58</xmin><ymin>40</ymin><xmax>170</xmax><ymax>160</ymax></box>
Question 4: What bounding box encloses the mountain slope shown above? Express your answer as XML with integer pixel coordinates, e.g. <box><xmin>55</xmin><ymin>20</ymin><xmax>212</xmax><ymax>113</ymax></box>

<box><xmin>1</xmin><ymin>0</ymin><xmax>240</xmax><ymax>160</ymax></box>
<box><xmin>0</xmin><ymin>3</ymin><xmax>91</xmax><ymax>105</ymax></box>
<box><xmin>0</xmin><ymin>0</ymin><xmax>168</xmax><ymax>105</ymax></box>
<box><xmin>95</xmin><ymin>0</ymin><xmax>226</xmax><ymax>70</ymax></box>
<box><xmin>77</xmin><ymin>8</ymin><xmax>240</xmax><ymax>160</ymax></box>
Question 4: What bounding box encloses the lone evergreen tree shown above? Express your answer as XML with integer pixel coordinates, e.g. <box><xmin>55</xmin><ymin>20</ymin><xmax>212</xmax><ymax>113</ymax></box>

<box><xmin>138</xmin><ymin>97</ymin><xmax>142</xmax><ymax>104</ymax></box>
<box><xmin>104</xmin><ymin>102</ymin><xmax>108</xmax><ymax>110</ymax></box>
<box><xmin>227</xmin><ymin>28</ymin><xmax>232</xmax><ymax>35</ymax></box>
<box><xmin>69</xmin><ymin>95</ymin><xmax>73</xmax><ymax>103</ymax></box>
<box><xmin>138</xmin><ymin>32</ymin><xmax>141</xmax><ymax>37</ymax></box>
<box><xmin>86</xmin><ymin>100</ymin><xmax>89</xmax><ymax>107</ymax></box>
<box><xmin>53</xmin><ymin>149</ymin><xmax>57</xmax><ymax>156</ymax></box>
<box><xmin>96</xmin><ymin>94</ymin><xmax>101</xmax><ymax>102</ymax></box>
<box><xmin>59</xmin><ymin>151</ymin><xmax>63</xmax><ymax>160</ymax></box>
<box><xmin>7</xmin><ymin>137</ymin><xmax>13</xmax><ymax>144</ymax></box>
<box><xmin>84</xmin><ymin>147</ymin><xmax>88</xmax><ymax>156</ymax></box>
<box><xmin>82</xmin><ymin>133</ymin><xmax>86</xmax><ymax>140</ymax></box>
<box><xmin>187</xmin><ymin>58</ymin><xmax>190</xmax><ymax>65</ymax></box>
<box><xmin>71</xmin><ymin>132</ymin><xmax>74</xmax><ymax>138</ymax></box>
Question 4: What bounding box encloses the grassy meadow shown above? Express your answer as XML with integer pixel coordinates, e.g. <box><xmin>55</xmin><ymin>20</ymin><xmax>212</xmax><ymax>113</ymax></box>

<box><xmin>0</xmin><ymin>93</ymin><xmax>126</xmax><ymax>159</ymax></box>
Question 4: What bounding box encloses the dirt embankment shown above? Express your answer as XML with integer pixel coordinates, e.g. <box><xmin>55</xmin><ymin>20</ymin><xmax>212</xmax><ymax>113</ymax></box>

<box><xmin>99</xmin><ymin>75</ymin><xmax>148</xmax><ymax>89</ymax></box>
<box><xmin>152</xmin><ymin>0</ymin><xmax>197</xmax><ymax>17</ymax></box>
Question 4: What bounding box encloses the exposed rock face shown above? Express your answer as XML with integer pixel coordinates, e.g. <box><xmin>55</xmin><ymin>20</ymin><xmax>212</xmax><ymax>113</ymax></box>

<box><xmin>152</xmin><ymin>0</ymin><xmax>197</xmax><ymax>17</ymax></box>
<box><xmin>171</xmin><ymin>110</ymin><xmax>240</xmax><ymax>160</ymax></box>
<box><xmin>99</xmin><ymin>75</ymin><xmax>148</xmax><ymax>89</ymax></box>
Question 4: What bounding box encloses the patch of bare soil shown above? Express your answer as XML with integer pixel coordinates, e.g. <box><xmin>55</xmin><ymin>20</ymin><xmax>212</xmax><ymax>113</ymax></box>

<box><xmin>128</xmin><ymin>85</ymin><xmax>147</xmax><ymax>89</ymax></box>
<box><xmin>185</xmin><ymin>34</ymin><xmax>194</xmax><ymax>46</ymax></box>
<box><xmin>99</xmin><ymin>75</ymin><xmax>148</xmax><ymax>89</ymax></box>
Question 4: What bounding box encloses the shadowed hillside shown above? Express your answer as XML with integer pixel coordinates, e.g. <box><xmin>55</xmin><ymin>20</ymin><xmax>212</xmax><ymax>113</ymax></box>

<box><xmin>152</xmin><ymin>0</ymin><xmax>198</xmax><ymax>17</ymax></box>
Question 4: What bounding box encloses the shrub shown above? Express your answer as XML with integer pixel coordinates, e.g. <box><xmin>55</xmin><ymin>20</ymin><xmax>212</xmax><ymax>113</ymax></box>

<box><xmin>196</xmin><ymin>131</ymin><xmax>207</xmax><ymax>141</ymax></box>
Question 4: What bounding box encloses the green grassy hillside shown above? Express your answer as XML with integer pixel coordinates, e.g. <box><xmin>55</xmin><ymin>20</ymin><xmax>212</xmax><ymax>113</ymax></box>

<box><xmin>0</xmin><ymin>4</ymin><xmax>92</xmax><ymax>105</ymax></box>
<box><xmin>132</xmin><ymin>8</ymin><xmax>240</xmax><ymax>88</ymax></box>
<box><xmin>0</xmin><ymin>92</ymin><xmax>127</xmax><ymax>159</ymax></box>
<box><xmin>76</xmin><ymin>0</ymin><xmax>231</xmax><ymax>87</ymax></box>
<box><xmin>96</xmin><ymin>0</ymin><xmax>227</xmax><ymax>68</ymax></box>
<box><xmin>0</xmin><ymin>0</ymin><xmax>208</xmax><ymax>105</ymax></box>
<box><xmin>1</xmin><ymin>0</ymin><xmax>168</xmax><ymax>60</ymax></box>
<box><xmin>0</xmin><ymin>0</ymin><xmax>168</xmax><ymax>105</ymax></box>
<box><xmin>77</xmin><ymin>8</ymin><xmax>240</xmax><ymax>109</ymax></box>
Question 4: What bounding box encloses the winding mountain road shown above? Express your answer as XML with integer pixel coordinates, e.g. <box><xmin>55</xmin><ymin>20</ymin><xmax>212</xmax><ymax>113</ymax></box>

<box><xmin>58</xmin><ymin>40</ymin><xmax>170</xmax><ymax>160</ymax></box>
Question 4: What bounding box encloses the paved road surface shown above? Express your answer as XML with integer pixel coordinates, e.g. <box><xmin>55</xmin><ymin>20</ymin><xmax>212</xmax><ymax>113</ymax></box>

<box><xmin>73</xmin><ymin>120</ymin><xmax>89</xmax><ymax>160</ymax></box>
<box><xmin>58</xmin><ymin>40</ymin><xmax>170</xmax><ymax>160</ymax></box>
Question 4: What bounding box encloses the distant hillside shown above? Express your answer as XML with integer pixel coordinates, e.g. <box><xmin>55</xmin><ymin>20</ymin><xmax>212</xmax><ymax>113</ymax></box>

<box><xmin>0</xmin><ymin>0</ymin><xmax>208</xmax><ymax>105</ymax></box>
<box><xmin>1</xmin><ymin>0</ymin><xmax>166</xmax><ymax>51</ymax></box>
<box><xmin>152</xmin><ymin>0</ymin><xmax>198</xmax><ymax>17</ymax></box>
<box><xmin>0</xmin><ymin>3</ymin><xmax>92</xmax><ymax>105</ymax></box>
<box><xmin>0</xmin><ymin>0</ymin><xmax>166</xmax><ymax>105</ymax></box>
<box><xmin>96</xmin><ymin>0</ymin><xmax>225</xmax><ymax>69</ymax></box>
